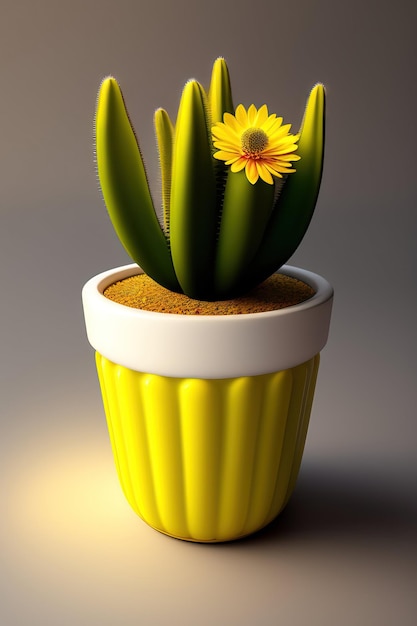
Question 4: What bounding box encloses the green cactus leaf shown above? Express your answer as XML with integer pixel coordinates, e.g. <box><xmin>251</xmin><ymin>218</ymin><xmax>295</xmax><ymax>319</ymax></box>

<box><xmin>208</xmin><ymin>57</ymin><xmax>235</xmax><ymax>234</ymax></box>
<box><xmin>154</xmin><ymin>108</ymin><xmax>174</xmax><ymax>234</ymax></box>
<box><xmin>214</xmin><ymin>170</ymin><xmax>274</xmax><ymax>297</ymax></box>
<box><xmin>208</xmin><ymin>57</ymin><xmax>234</xmax><ymax>124</ymax></box>
<box><xmin>169</xmin><ymin>80</ymin><xmax>217</xmax><ymax>299</ymax></box>
<box><xmin>245</xmin><ymin>84</ymin><xmax>326</xmax><ymax>287</ymax></box>
<box><xmin>95</xmin><ymin>77</ymin><xmax>179</xmax><ymax>291</ymax></box>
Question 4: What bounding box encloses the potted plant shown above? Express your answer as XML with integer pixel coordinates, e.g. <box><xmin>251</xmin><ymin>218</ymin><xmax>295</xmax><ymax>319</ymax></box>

<box><xmin>82</xmin><ymin>58</ymin><xmax>333</xmax><ymax>542</ymax></box>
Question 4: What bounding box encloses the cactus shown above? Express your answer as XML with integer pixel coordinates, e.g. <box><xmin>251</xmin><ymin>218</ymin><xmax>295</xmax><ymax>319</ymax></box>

<box><xmin>95</xmin><ymin>58</ymin><xmax>325</xmax><ymax>301</ymax></box>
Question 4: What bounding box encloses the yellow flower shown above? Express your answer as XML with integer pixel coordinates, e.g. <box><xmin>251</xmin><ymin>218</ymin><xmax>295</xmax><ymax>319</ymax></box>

<box><xmin>212</xmin><ymin>104</ymin><xmax>301</xmax><ymax>185</ymax></box>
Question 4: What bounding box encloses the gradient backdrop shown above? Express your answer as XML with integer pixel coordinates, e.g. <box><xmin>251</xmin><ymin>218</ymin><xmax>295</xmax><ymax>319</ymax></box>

<box><xmin>1</xmin><ymin>1</ymin><xmax>416</xmax><ymax>624</ymax></box>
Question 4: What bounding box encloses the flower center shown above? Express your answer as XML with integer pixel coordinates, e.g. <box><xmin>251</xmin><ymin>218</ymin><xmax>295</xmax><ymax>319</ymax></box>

<box><xmin>241</xmin><ymin>127</ymin><xmax>269</xmax><ymax>156</ymax></box>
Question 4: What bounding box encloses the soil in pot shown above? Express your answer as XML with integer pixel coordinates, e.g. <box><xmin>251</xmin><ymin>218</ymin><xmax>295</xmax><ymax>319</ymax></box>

<box><xmin>103</xmin><ymin>272</ymin><xmax>316</xmax><ymax>314</ymax></box>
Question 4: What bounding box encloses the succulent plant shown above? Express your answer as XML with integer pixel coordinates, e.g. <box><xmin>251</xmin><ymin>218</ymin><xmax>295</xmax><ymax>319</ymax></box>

<box><xmin>95</xmin><ymin>58</ymin><xmax>325</xmax><ymax>301</ymax></box>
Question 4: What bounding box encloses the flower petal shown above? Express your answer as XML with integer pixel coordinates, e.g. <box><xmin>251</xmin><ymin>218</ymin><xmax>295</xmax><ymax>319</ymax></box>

<box><xmin>265</xmin><ymin>161</ymin><xmax>295</xmax><ymax>175</ymax></box>
<box><xmin>223</xmin><ymin>112</ymin><xmax>244</xmax><ymax>133</ymax></box>
<box><xmin>230</xmin><ymin>157</ymin><xmax>247</xmax><ymax>172</ymax></box>
<box><xmin>269</xmin><ymin>123</ymin><xmax>293</xmax><ymax>140</ymax></box>
<box><xmin>262</xmin><ymin>145</ymin><xmax>300</xmax><ymax>158</ymax></box>
<box><xmin>254</xmin><ymin>104</ymin><xmax>269</xmax><ymax>126</ymax></box>
<box><xmin>262</xmin><ymin>115</ymin><xmax>282</xmax><ymax>133</ymax></box>
<box><xmin>212</xmin><ymin>127</ymin><xmax>240</xmax><ymax>144</ymax></box>
<box><xmin>256</xmin><ymin>162</ymin><xmax>274</xmax><ymax>184</ymax></box>
<box><xmin>213</xmin><ymin>150</ymin><xmax>240</xmax><ymax>161</ymax></box>
<box><xmin>247</xmin><ymin>104</ymin><xmax>258</xmax><ymax>125</ymax></box>
<box><xmin>245</xmin><ymin>159</ymin><xmax>259</xmax><ymax>184</ymax></box>
<box><xmin>235</xmin><ymin>104</ymin><xmax>248</xmax><ymax>126</ymax></box>
<box><xmin>212</xmin><ymin>136</ymin><xmax>240</xmax><ymax>148</ymax></box>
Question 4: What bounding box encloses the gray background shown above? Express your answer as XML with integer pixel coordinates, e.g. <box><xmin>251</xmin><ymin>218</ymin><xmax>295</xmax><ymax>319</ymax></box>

<box><xmin>1</xmin><ymin>0</ymin><xmax>416</xmax><ymax>624</ymax></box>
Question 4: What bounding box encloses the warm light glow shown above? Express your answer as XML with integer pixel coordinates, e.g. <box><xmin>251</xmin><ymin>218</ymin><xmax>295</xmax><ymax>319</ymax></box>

<box><xmin>10</xmin><ymin>435</ymin><xmax>131</xmax><ymax>551</ymax></box>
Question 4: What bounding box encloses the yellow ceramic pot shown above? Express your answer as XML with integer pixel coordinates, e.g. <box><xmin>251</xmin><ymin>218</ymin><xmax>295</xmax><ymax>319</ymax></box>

<box><xmin>82</xmin><ymin>264</ymin><xmax>333</xmax><ymax>542</ymax></box>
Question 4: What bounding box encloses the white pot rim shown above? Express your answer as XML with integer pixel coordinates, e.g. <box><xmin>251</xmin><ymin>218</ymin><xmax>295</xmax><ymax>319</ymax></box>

<box><xmin>82</xmin><ymin>263</ymin><xmax>333</xmax><ymax>378</ymax></box>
